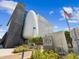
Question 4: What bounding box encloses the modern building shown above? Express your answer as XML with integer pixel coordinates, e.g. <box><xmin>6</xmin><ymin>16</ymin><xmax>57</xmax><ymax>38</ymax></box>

<box><xmin>37</xmin><ymin>14</ymin><xmax>53</xmax><ymax>37</ymax></box>
<box><xmin>3</xmin><ymin>3</ymin><xmax>26</xmax><ymax>48</ymax></box>
<box><xmin>23</xmin><ymin>10</ymin><xmax>53</xmax><ymax>38</ymax></box>
<box><xmin>70</xmin><ymin>28</ymin><xmax>79</xmax><ymax>54</ymax></box>
<box><xmin>0</xmin><ymin>3</ymin><xmax>53</xmax><ymax>48</ymax></box>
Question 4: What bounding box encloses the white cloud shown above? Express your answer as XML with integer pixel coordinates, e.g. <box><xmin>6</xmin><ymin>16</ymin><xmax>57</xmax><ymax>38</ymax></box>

<box><xmin>49</xmin><ymin>10</ymin><xmax>53</xmax><ymax>15</ymax></box>
<box><xmin>60</xmin><ymin>10</ymin><xmax>65</xmax><ymax>18</ymax></box>
<box><xmin>53</xmin><ymin>25</ymin><xmax>59</xmax><ymax>32</ymax></box>
<box><xmin>68</xmin><ymin>20</ymin><xmax>79</xmax><ymax>23</ymax></box>
<box><xmin>0</xmin><ymin>0</ymin><xmax>11</xmax><ymax>1</ymax></box>
<box><xmin>64</xmin><ymin>27</ymin><xmax>73</xmax><ymax>31</ymax></box>
<box><xmin>60</xmin><ymin>7</ymin><xmax>73</xmax><ymax>18</ymax></box>
<box><xmin>59</xmin><ymin>18</ymin><xmax>79</xmax><ymax>23</ymax></box>
<box><xmin>0</xmin><ymin>27</ymin><xmax>7</xmax><ymax>38</ymax></box>
<box><xmin>0</xmin><ymin>1</ymin><xmax>17</xmax><ymax>14</ymax></box>
<box><xmin>63</xmin><ymin>7</ymin><xmax>73</xmax><ymax>14</ymax></box>
<box><xmin>73</xmin><ymin>11</ymin><xmax>79</xmax><ymax>20</ymax></box>
<box><xmin>59</xmin><ymin>18</ymin><xmax>64</xmax><ymax>21</ymax></box>
<box><xmin>60</xmin><ymin>7</ymin><xmax>79</xmax><ymax>24</ymax></box>
<box><xmin>73</xmin><ymin>7</ymin><xmax>79</xmax><ymax>11</ymax></box>
<box><xmin>54</xmin><ymin>26</ymin><xmax>59</xmax><ymax>29</ymax></box>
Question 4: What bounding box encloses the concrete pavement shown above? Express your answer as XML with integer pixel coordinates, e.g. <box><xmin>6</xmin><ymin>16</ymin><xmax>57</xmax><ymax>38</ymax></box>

<box><xmin>0</xmin><ymin>49</ymin><xmax>32</xmax><ymax>59</ymax></box>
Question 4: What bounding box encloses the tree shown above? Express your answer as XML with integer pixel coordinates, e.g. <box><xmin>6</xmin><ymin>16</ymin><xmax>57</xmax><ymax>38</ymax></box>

<box><xmin>29</xmin><ymin>37</ymin><xmax>43</xmax><ymax>45</ymax></box>
<box><xmin>64</xmin><ymin>31</ymin><xmax>72</xmax><ymax>48</ymax></box>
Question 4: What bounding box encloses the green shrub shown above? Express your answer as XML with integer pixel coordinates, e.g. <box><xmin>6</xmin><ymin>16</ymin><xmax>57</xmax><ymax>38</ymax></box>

<box><xmin>31</xmin><ymin>49</ymin><xmax>44</xmax><ymax>59</ymax></box>
<box><xmin>44</xmin><ymin>50</ymin><xmax>59</xmax><ymax>59</ymax></box>
<box><xmin>29</xmin><ymin>37</ymin><xmax>43</xmax><ymax>45</ymax></box>
<box><xmin>31</xmin><ymin>49</ymin><xmax>79</xmax><ymax>59</ymax></box>
<box><xmin>64</xmin><ymin>52</ymin><xmax>78</xmax><ymax>59</ymax></box>
<box><xmin>31</xmin><ymin>49</ymin><xmax>59</xmax><ymax>59</ymax></box>
<box><xmin>13</xmin><ymin>44</ymin><xmax>29</xmax><ymax>53</ymax></box>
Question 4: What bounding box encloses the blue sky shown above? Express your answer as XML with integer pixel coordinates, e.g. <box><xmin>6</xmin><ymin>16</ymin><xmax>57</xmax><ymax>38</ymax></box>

<box><xmin>0</xmin><ymin>0</ymin><xmax>79</xmax><ymax>38</ymax></box>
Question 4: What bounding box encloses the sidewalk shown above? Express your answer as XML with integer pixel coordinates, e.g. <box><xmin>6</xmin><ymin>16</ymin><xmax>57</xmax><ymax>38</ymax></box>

<box><xmin>0</xmin><ymin>49</ymin><xmax>14</xmax><ymax>57</ymax></box>
<box><xmin>0</xmin><ymin>49</ymin><xmax>32</xmax><ymax>59</ymax></box>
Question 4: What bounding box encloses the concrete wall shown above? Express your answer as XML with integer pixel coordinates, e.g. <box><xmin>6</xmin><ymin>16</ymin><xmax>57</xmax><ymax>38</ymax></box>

<box><xmin>53</xmin><ymin>31</ymin><xmax>68</xmax><ymax>53</ymax></box>
<box><xmin>23</xmin><ymin>10</ymin><xmax>53</xmax><ymax>38</ymax></box>
<box><xmin>4</xmin><ymin>3</ymin><xmax>26</xmax><ymax>48</ymax></box>
<box><xmin>37</xmin><ymin>14</ymin><xmax>53</xmax><ymax>37</ymax></box>
<box><xmin>43</xmin><ymin>31</ymin><xmax>68</xmax><ymax>53</ymax></box>
<box><xmin>43</xmin><ymin>34</ymin><xmax>55</xmax><ymax>50</ymax></box>
<box><xmin>23</xmin><ymin>10</ymin><xmax>38</xmax><ymax>38</ymax></box>
<box><xmin>70</xmin><ymin>28</ymin><xmax>79</xmax><ymax>54</ymax></box>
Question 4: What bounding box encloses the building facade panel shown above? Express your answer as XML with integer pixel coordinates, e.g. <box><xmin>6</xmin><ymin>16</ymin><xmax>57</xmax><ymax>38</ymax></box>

<box><xmin>37</xmin><ymin>14</ymin><xmax>53</xmax><ymax>37</ymax></box>
<box><xmin>70</xmin><ymin>28</ymin><xmax>79</xmax><ymax>54</ymax></box>
<box><xmin>43</xmin><ymin>31</ymin><xmax>68</xmax><ymax>53</ymax></box>
<box><xmin>53</xmin><ymin>31</ymin><xmax>68</xmax><ymax>53</ymax></box>
<box><xmin>4</xmin><ymin>3</ymin><xmax>26</xmax><ymax>48</ymax></box>
<box><xmin>23</xmin><ymin>10</ymin><xmax>38</xmax><ymax>38</ymax></box>
<box><xmin>23</xmin><ymin>10</ymin><xmax>53</xmax><ymax>38</ymax></box>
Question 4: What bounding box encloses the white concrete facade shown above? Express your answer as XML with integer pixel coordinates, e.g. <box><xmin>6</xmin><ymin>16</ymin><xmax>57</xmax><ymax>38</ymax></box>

<box><xmin>23</xmin><ymin>10</ymin><xmax>53</xmax><ymax>39</ymax></box>
<box><xmin>70</xmin><ymin>28</ymin><xmax>79</xmax><ymax>54</ymax></box>
<box><xmin>37</xmin><ymin>14</ymin><xmax>53</xmax><ymax>37</ymax></box>
<box><xmin>43</xmin><ymin>31</ymin><xmax>68</xmax><ymax>53</ymax></box>
<box><xmin>53</xmin><ymin>31</ymin><xmax>68</xmax><ymax>53</ymax></box>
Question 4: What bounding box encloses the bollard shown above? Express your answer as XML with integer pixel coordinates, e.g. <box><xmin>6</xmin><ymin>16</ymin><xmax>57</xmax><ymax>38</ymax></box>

<box><xmin>21</xmin><ymin>50</ymin><xmax>24</xmax><ymax>59</ymax></box>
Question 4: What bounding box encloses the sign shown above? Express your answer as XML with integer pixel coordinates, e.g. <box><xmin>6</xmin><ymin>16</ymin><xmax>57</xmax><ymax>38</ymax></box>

<box><xmin>43</xmin><ymin>35</ymin><xmax>52</xmax><ymax>46</ymax></box>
